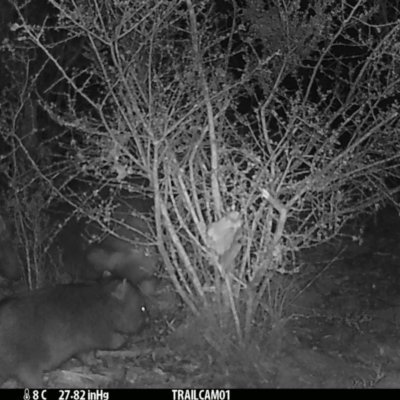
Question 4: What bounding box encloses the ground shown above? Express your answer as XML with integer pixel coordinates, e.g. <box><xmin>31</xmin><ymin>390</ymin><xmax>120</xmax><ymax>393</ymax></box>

<box><xmin>3</xmin><ymin>206</ymin><xmax>400</xmax><ymax>388</ymax></box>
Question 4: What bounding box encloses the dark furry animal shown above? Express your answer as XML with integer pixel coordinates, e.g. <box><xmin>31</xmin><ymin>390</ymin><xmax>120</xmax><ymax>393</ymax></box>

<box><xmin>48</xmin><ymin>192</ymin><xmax>158</xmax><ymax>286</ymax></box>
<box><xmin>84</xmin><ymin>202</ymin><xmax>158</xmax><ymax>285</ymax></box>
<box><xmin>0</xmin><ymin>279</ymin><xmax>147</xmax><ymax>388</ymax></box>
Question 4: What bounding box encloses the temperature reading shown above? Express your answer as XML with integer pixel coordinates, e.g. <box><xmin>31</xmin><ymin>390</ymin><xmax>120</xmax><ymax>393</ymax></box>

<box><xmin>26</xmin><ymin>390</ymin><xmax>47</xmax><ymax>400</ymax></box>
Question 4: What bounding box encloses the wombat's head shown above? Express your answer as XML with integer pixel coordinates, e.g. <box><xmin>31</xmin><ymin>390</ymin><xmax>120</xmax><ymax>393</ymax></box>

<box><xmin>107</xmin><ymin>279</ymin><xmax>149</xmax><ymax>334</ymax></box>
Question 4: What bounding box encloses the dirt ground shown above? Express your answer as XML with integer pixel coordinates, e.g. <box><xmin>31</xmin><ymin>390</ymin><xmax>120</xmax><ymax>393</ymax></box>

<box><xmin>3</xmin><ymin>206</ymin><xmax>400</xmax><ymax>388</ymax></box>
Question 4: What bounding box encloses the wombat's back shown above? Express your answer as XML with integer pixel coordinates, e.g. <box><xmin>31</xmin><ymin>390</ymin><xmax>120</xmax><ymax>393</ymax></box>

<box><xmin>0</xmin><ymin>280</ymin><xmax>147</xmax><ymax>387</ymax></box>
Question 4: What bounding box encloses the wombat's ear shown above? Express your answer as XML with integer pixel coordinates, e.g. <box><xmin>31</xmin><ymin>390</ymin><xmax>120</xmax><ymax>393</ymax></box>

<box><xmin>112</xmin><ymin>279</ymin><xmax>129</xmax><ymax>301</ymax></box>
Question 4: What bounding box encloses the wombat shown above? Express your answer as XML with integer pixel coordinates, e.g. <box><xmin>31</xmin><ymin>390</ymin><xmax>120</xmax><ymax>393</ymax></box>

<box><xmin>0</xmin><ymin>279</ymin><xmax>147</xmax><ymax>388</ymax></box>
<box><xmin>84</xmin><ymin>210</ymin><xmax>158</xmax><ymax>284</ymax></box>
<box><xmin>47</xmin><ymin>200</ymin><xmax>158</xmax><ymax>285</ymax></box>
<box><xmin>86</xmin><ymin>245</ymin><xmax>156</xmax><ymax>286</ymax></box>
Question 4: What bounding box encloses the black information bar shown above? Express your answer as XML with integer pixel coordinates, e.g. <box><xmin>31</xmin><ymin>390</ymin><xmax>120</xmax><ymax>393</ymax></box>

<box><xmin>0</xmin><ymin>389</ymin><xmax>239</xmax><ymax>400</ymax></box>
<box><xmin>0</xmin><ymin>388</ymin><xmax>370</xmax><ymax>397</ymax></box>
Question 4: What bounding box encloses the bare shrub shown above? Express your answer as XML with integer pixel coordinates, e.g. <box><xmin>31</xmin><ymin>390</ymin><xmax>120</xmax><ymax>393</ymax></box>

<box><xmin>1</xmin><ymin>0</ymin><xmax>400</xmax><ymax>342</ymax></box>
